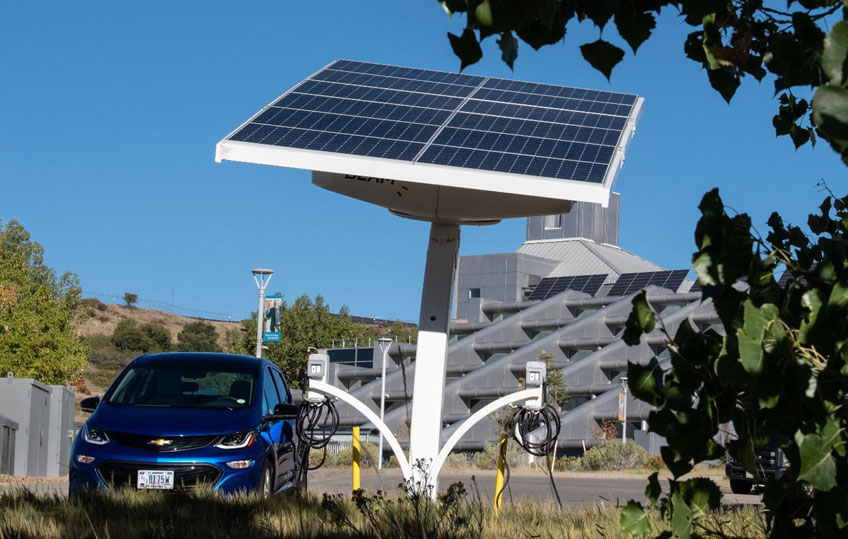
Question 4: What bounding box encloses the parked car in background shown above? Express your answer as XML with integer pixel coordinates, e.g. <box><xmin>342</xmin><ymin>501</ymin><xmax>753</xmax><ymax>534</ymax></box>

<box><xmin>725</xmin><ymin>448</ymin><xmax>789</xmax><ymax>494</ymax></box>
<box><xmin>69</xmin><ymin>352</ymin><xmax>299</xmax><ymax>496</ymax></box>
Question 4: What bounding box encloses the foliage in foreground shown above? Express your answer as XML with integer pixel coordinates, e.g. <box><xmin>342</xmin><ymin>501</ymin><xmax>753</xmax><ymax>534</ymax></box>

<box><xmin>621</xmin><ymin>189</ymin><xmax>848</xmax><ymax>537</ymax></box>
<box><xmin>438</xmin><ymin>1</ymin><xmax>848</xmax><ymax>165</ymax></box>
<box><xmin>0</xmin><ymin>219</ymin><xmax>88</xmax><ymax>384</ymax></box>
<box><xmin>0</xmin><ymin>485</ymin><xmax>765</xmax><ymax>539</ymax></box>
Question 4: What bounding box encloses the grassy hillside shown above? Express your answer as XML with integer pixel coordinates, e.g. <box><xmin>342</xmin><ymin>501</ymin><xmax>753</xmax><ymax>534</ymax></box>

<box><xmin>75</xmin><ymin>299</ymin><xmax>239</xmax><ymax>345</ymax></box>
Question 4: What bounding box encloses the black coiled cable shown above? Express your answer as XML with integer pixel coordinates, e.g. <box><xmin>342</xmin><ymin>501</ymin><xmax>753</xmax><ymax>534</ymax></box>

<box><xmin>506</xmin><ymin>403</ymin><xmax>563</xmax><ymax>509</ymax></box>
<box><xmin>294</xmin><ymin>395</ymin><xmax>339</xmax><ymax>490</ymax></box>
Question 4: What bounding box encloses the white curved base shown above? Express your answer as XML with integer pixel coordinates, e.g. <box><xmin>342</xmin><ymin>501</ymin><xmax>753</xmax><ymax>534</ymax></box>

<box><xmin>309</xmin><ymin>380</ymin><xmax>413</xmax><ymax>480</ymax></box>
<box><xmin>430</xmin><ymin>387</ymin><xmax>542</xmax><ymax>481</ymax></box>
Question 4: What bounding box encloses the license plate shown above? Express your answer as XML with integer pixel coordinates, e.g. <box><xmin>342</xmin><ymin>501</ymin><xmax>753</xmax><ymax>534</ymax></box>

<box><xmin>137</xmin><ymin>470</ymin><xmax>174</xmax><ymax>490</ymax></box>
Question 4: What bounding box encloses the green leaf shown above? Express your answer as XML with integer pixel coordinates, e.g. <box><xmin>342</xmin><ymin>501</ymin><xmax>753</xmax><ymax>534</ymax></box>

<box><xmin>497</xmin><ymin>31</ymin><xmax>518</xmax><ymax>70</ymax></box>
<box><xmin>620</xmin><ymin>501</ymin><xmax>652</xmax><ymax>537</ymax></box>
<box><xmin>448</xmin><ymin>28</ymin><xmax>483</xmax><ymax>71</ymax></box>
<box><xmin>828</xmin><ymin>281</ymin><xmax>848</xmax><ymax>310</ymax></box>
<box><xmin>736</xmin><ymin>300</ymin><xmax>779</xmax><ymax>375</ymax></box>
<box><xmin>663</xmin><ymin>477</ymin><xmax>722</xmax><ymax>539</ymax></box>
<box><xmin>813</xmin><ymin>86</ymin><xmax>848</xmax><ymax>142</ymax></box>
<box><xmin>627</xmin><ymin>359</ymin><xmax>665</xmax><ymax>407</ymax></box>
<box><xmin>623</xmin><ymin>291</ymin><xmax>656</xmax><ymax>345</ymax></box>
<box><xmin>796</xmin><ymin>421</ymin><xmax>841</xmax><ymax>491</ymax></box>
<box><xmin>645</xmin><ymin>472</ymin><xmax>662</xmax><ymax>506</ymax></box>
<box><xmin>473</xmin><ymin>0</ymin><xmax>493</xmax><ymax>26</ymax></box>
<box><xmin>581</xmin><ymin>0</ymin><xmax>618</xmax><ymax>31</ymax></box>
<box><xmin>800</xmin><ymin>289</ymin><xmax>823</xmax><ymax>345</ymax></box>
<box><xmin>661</xmin><ymin>445</ymin><xmax>694</xmax><ymax>478</ymax></box>
<box><xmin>823</xmin><ymin>21</ymin><xmax>848</xmax><ymax>86</ymax></box>
<box><xmin>706</xmin><ymin>66</ymin><xmax>740</xmax><ymax>103</ymax></box>
<box><xmin>614</xmin><ymin>1</ymin><xmax>656</xmax><ymax>54</ymax></box>
<box><xmin>677</xmin><ymin>477</ymin><xmax>722</xmax><ymax>515</ymax></box>
<box><xmin>580</xmin><ymin>39</ymin><xmax>625</xmax><ymax>81</ymax></box>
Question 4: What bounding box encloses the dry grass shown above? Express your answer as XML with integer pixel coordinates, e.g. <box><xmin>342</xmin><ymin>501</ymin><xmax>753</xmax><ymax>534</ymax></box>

<box><xmin>0</xmin><ymin>485</ymin><xmax>766</xmax><ymax>539</ymax></box>
<box><xmin>74</xmin><ymin>302</ymin><xmax>238</xmax><ymax>346</ymax></box>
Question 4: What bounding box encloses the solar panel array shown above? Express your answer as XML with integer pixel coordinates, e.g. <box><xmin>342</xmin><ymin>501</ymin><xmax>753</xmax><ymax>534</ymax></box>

<box><xmin>527</xmin><ymin>274</ymin><xmax>608</xmax><ymax>300</ymax></box>
<box><xmin>227</xmin><ymin>59</ymin><xmax>639</xmax><ymax>184</ymax></box>
<box><xmin>608</xmin><ymin>270</ymin><xmax>689</xmax><ymax>296</ymax></box>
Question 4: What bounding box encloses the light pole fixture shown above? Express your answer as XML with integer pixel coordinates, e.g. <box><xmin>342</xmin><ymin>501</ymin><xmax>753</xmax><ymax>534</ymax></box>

<box><xmin>620</xmin><ymin>376</ymin><xmax>629</xmax><ymax>444</ymax></box>
<box><xmin>251</xmin><ymin>268</ymin><xmax>273</xmax><ymax>358</ymax></box>
<box><xmin>376</xmin><ymin>336</ymin><xmax>393</xmax><ymax>470</ymax></box>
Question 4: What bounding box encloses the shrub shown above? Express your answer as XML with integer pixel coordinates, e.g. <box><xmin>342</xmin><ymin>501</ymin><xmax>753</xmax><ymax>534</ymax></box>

<box><xmin>472</xmin><ymin>441</ymin><xmax>526</xmax><ymax>470</ymax></box>
<box><xmin>331</xmin><ymin>442</ymin><xmax>379</xmax><ymax>469</ymax></box>
<box><xmin>442</xmin><ymin>452</ymin><xmax>472</xmax><ymax>469</ymax></box>
<box><xmin>554</xmin><ymin>455</ymin><xmax>581</xmax><ymax>472</ymax></box>
<box><xmin>177</xmin><ymin>321</ymin><xmax>221</xmax><ymax>352</ymax></box>
<box><xmin>110</xmin><ymin>320</ymin><xmax>171</xmax><ymax>353</ymax></box>
<box><xmin>644</xmin><ymin>454</ymin><xmax>665</xmax><ymax>472</ymax></box>
<box><xmin>140</xmin><ymin>322</ymin><xmax>171</xmax><ymax>352</ymax></box>
<box><xmin>111</xmin><ymin>319</ymin><xmax>148</xmax><ymax>351</ymax></box>
<box><xmin>81</xmin><ymin>297</ymin><xmax>107</xmax><ymax>311</ymax></box>
<box><xmin>579</xmin><ymin>441</ymin><xmax>647</xmax><ymax>471</ymax></box>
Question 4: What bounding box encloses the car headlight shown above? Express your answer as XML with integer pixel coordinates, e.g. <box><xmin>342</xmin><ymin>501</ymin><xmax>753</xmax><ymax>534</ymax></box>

<box><xmin>214</xmin><ymin>430</ymin><xmax>257</xmax><ymax>450</ymax></box>
<box><xmin>83</xmin><ymin>425</ymin><xmax>111</xmax><ymax>445</ymax></box>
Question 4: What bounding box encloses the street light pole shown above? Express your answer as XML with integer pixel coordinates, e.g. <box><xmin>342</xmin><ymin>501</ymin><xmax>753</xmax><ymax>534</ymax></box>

<box><xmin>376</xmin><ymin>337</ymin><xmax>393</xmax><ymax>470</ymax></box>
<box><xmin>621</xmin><ymin>376</ymin><xmax>629</xmax><ymax>444</ymax></box>
<box><xmin>252</xmin><ymin>268</ymin><xmax>273</xmax><ymax>358</ymax></box>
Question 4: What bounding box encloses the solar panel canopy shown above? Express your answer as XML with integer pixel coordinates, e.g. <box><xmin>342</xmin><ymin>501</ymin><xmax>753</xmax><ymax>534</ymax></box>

<box><xmin>216</xmin><ymin>60</ymin><xmax>643</xmax><ymax>222</ymax></box>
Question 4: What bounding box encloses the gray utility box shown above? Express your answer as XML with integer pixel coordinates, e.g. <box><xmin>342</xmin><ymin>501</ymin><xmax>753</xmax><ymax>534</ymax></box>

<box><xmin>0</xmin><ymin>377</ymin><xmax>52</xmax><ymax>476</ymax></box>
<box><xmin>0</xmin><ymin>413</ymin><xmax>18</xmax><ymax>475</ymax></box>
<box><xmin>47</xmin><ymin>385</ymin><xmax>75</xmax><ymax>476</ymax></box>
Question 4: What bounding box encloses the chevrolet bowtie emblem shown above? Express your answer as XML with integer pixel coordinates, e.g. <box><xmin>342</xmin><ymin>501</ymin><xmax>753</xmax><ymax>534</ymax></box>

<box><xmin>148</xmin><ymin>438</ymin><xmax>173</xmax><ymax>447</ymax></box>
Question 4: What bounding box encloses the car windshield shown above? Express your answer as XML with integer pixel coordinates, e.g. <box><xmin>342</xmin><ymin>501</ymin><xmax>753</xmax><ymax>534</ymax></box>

<box><xmin>104</xmin><ymin>363</ymin><xmax>258</xmax><ymax>409</ymax></box>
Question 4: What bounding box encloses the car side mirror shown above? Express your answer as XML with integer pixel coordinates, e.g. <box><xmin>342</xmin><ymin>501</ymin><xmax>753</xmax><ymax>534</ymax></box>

<box><xmin>80</xmin><ymin>396</ymin><xmax>100</xmax><ymax>413</ymax></box>
<box><xmin>273</xmin><ymin>403</ymin><xmax>299</xmax><ymax>420</ymax></box>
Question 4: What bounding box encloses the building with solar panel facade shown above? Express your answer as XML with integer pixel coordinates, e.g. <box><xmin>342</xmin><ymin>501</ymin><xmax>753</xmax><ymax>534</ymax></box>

<box><xmin>323</xmin><ymin>200</ymin><xmax>720</xmax><ymax>455</ymax></box>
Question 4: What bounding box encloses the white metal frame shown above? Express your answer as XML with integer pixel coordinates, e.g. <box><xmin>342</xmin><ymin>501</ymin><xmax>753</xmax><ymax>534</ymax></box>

<box><xmin>217</xmin><ymin>140</ymin><xmax>616</xmax><ymax>206</ymax></box>
<box><xmin>430</xmin><ymin>386</ymin><xmax>542</xmax><ymax>480</ymax></box>
<box><xmin>309</xmin><ymin>380</ymin><xmax>413</xmax><ymax>479</ymax></box>
<box><xmin>307</xmin><ymin>380</ymin><xmax>542</xmax><ymax>496</ymax></box>
<box><xmin>376</xmin><ymin>337</ymin><xmax>393</xmax><ymax>470</ymax></box>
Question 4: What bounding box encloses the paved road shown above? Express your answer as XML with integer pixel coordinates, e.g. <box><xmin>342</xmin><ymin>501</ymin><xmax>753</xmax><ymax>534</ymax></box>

<box><xmin>308</xmin><ymin>468</ymin><xmax>761</xmax><ymax>508</ymax></box>
<box><xmin>2</xmin><ymin>469</ymin><xmax>761</xmax><ymax>508</ymax></box>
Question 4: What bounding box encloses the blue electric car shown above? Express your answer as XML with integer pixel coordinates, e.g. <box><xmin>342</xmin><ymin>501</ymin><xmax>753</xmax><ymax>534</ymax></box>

<box><xmin>69</xmin><ymin>352</ymin><xmax>299</xmax><ymax>496</ymax></box>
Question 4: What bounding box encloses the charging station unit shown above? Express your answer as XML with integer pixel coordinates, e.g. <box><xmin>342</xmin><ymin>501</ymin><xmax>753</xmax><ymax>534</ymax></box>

<box><xmin>216</xmin><ymin>60</ymin><xmax>642</xmax><ymax>494</ymax></box>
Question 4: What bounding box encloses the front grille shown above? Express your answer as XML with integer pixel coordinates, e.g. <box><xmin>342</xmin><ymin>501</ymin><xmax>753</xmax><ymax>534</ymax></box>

<box><xmin>107</xmin><ymin>431</ymin><xmax>217</xmax><ymax>452</ymax></box>
<box><xmin>97</xmin><ymin>461</ymin><xmax>222</xmax><ymax>489</ymax></box>
<box><xmin>757</xmin><ymin>450</ymin><xmax>778</xmax><ymax>468</ymax></box>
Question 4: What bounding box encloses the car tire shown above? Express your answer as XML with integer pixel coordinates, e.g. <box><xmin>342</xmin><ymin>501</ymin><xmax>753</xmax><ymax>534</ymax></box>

<box><xmin>258</xmin><ymin>460</ymin><xmax>274</xmax><ymax>499</ymax></box>
<box><xmin>730</xmin><ymin>479</ymin><xmax>752</xmax><ymax>495</ymax></box>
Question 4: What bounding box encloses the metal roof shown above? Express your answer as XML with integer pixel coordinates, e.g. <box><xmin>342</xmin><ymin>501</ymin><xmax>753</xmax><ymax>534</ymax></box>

<box><xmin>517</xmin><ymin>238</ymin><xmax>663</xmax><ymax>283</ymax></box>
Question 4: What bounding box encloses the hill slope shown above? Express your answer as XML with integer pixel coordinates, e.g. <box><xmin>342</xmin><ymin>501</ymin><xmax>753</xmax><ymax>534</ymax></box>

<box><xmin>75</xmin><ymin>300</ymin><xmax>240</xmax><ymax>346</ymax></box>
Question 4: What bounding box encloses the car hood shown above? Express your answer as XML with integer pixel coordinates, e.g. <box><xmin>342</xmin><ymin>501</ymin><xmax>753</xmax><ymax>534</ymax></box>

<box><xmin>89</xmin><ymin>403</ymin><xmax>262</xmax><ymax>437</ymax></box>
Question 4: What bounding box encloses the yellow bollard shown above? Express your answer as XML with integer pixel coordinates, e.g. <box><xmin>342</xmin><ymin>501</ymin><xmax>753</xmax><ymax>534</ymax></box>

<box><xmin>493</xmin><ymin>433</ymin><xmax>508</xmax><ymax>515</ymax></box>
<box><xmin>352</xmin><ymin>426</ymin><xmax>361</xmax><ymax>491</ymax></box>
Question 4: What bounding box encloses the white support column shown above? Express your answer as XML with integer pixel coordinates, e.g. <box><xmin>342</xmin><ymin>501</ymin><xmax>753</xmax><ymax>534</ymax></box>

<box><xmin>408</xmin><ymin>222</ymin><xmax>460</xmax><ymax>494</ymax></box>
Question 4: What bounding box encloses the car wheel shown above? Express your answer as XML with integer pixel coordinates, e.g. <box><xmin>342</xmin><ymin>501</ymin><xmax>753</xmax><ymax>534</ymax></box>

<box><xmin>730</xmin><ymin>479</ymin><xmax>752</xmax><ymax>495</ymax></box>
<box><xmin>258</xmin><ymin>461</ymin><xmax>273</xmax><ymax>499</ymax></box>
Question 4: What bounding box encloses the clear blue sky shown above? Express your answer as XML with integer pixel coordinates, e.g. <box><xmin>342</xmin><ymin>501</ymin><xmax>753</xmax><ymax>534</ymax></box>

<box><xmin>1</xmin><ymin>2</ymin><xmax>843</xmax><ymax>323</ymax></box>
